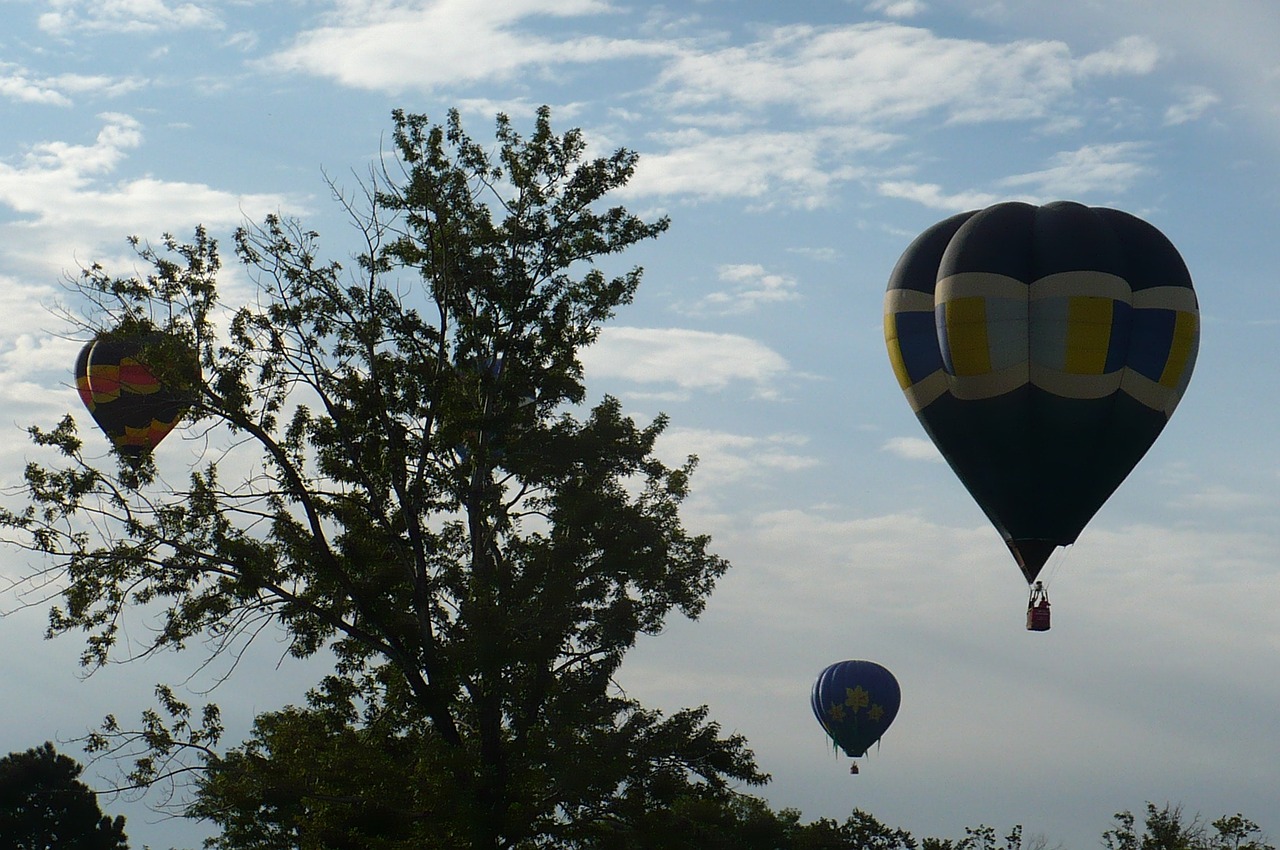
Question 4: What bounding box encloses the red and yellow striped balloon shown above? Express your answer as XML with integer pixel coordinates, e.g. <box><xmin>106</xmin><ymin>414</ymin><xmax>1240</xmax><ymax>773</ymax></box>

<box><xmin>74</xmin><ymin>332</ymin><xmax>199</xmax><ymax>458</ymax></box>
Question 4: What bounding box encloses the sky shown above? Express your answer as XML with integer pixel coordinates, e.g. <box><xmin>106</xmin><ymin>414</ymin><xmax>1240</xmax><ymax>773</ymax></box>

<box><xmin>1</xmin><ymin>1</ymin><xmax>1279</xmax><ymax>847</ymax></box>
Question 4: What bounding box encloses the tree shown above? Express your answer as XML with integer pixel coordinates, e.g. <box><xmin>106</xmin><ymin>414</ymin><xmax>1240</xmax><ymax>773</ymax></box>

<box><xmin>1211</xmin><ymin>816</ymin><xmax>1277</xmax><ymax>850</ymax></box>
<box><xmin>922</xmin><ymin>824</ymin><xmax>1023</xmax><ymax>850</ymax></box>
<box><xmin>0</xmin><ymin>106</ymin><xmax>764</xmax><ymax>848</ymax></box>
<box><xmin>0</xmin><ymin>742</ymin><xmax>129</xmax><ymax>850</ymax></box>
<box><xmin>1103</xmin><ymin>804</ymin><xmax>1275</xmax><ymax>850</ymax></box>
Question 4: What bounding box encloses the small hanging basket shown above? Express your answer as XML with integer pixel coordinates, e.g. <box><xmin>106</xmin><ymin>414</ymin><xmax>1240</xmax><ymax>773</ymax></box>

<box><xmin>1026</xmin><ymin>581</ymin><xmax>1051</xmax><ymax>631</ymax></box>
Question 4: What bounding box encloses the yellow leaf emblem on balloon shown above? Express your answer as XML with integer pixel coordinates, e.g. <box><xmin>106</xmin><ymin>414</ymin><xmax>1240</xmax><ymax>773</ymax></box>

<box><xmin>844</xmin><ymin>686</ymin><xmax>869</xmax><ymax>713</ymax></box>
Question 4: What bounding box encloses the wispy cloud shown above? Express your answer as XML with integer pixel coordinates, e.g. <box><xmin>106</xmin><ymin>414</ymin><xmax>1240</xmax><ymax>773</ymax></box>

<box><xmin>264</xmin><ymin>0</ymin><xmax>672</xmax><ymax>91</ymax></box>
<box><xmin>655</xmin><ymin>23</ymin><xmax>1121</xmax><ymax>125</ymax></box>
<box><xmin>624</xmin><ymin>126</ymin><xmax>888</xmax><ymax>207</ymax></box>
<box><xmin>0</xmin><ymin>62</ymin><xmax>143</xmax><ymax>106</ymax></box>
<box><xmin>1169</xmin><ymin>484</ymin><xmax>1274</xmax><ymax>512</ymax></box>
<box><xmin>0</xmin><ymin>67</ymin><xmax>72</xmax><ymax>106</ymax></box>
<box><xmin>1165</xmin><ymin>85</ymin><xmax>1221</xmax><ymax>125</ymax></box>
<box><xmin>999</xmin><ymin>141</ymin><xmax>1153</xmax><ymax>197</ymax></box>
<box><xmin>657</xmin><ymin>427</ymin><xmax>818</xmax><ymax>485</ymax></box>
<box><xmin>255</xmin><ymin>13</ymin><xmax>1169</xmax><ymax>214</ymax></box>
<box><xmin>680</xmin><ymin>264</ymin><xmax>801</xmax><ymax>315</ymax></box>
<box><xmin>881</xmin><ymin>435</ymin><xmax>943</xmax><ymax>462</ymax></box>
<box><xmin>865</xmin><ymin>0</ymin><xmax>929</xmax><ymax>19</ymax></box>
<box><xmin>876</xmin><ymin>180</ymin><xmax>1004</xmax><ymax>211</ymax></box>
<box><xmin>583</xmin><ymin>326</ymin><xmax>790</xmax><ymax>398</ymax></box>
<box><xmin>786</xmin><ymin>246</ymin><xmax>840</xmax><ymax>262</ymax></box>
<box><xmin>0</xmin><ymin>113</ymin><xmax>145</xmax><ymax>208</ymax></box>
<box><xmin>1075</xmin><ymin>35</ymin><xmax>1161</xmax><ymax>77</ymax></box>
<box><xmin>0</xmin><ymin>114</ymin><xmax>298</xmax><ymax>276</ymax></box>
<box><xmin>38</xmin><ymin>0</ymin><xmax>223</xmax><ymax>34</ymax></box>
<box><xmin>876</xmin><ymin>141</ymin><xmax>1155</xmax><ymax>212</ymax></box>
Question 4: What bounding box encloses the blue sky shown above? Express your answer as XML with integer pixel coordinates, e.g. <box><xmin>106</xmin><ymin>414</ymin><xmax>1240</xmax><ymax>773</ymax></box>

<box><xmin>2</xmin><ymin>1</ymin><xmax>1279</xmax><ymax>847</ymax></box>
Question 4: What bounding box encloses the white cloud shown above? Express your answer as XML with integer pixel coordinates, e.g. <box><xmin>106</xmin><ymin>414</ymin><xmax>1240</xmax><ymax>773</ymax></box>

<box><xmin>0</xmin><ymin>114</ymin><xmax>297</xmax><ymax>274</ymax></box>
<box><xmin>582</xmin><ymin>326</ymin><xmax>790</xmax><ymax>397</ymax></box>
<box><xmin>1164</xmin><ymin>85</ymin><xmax>1221</xmax><ymax>125</ymax></box>
<box><xmin>0</xmin><ymin>66</ymin><xmax>72</xmax><ymax>106</ymax></box>
<box><xmin>38</xmin><ymin>0</ymin><xmax>222</xmax><ymax>34</ymax></box>
<box><xmin>876</xmin><ymin>142</ymin><xmax>1155</xmax><ymax>212</ymax></box>
<box><xmin>47</xmin><ymin>72</ymin><xmax>146</xmax><ymax>98</ymax></box>
<box><xmin>624</xmin><ymin>126</ymin><xmax>889</xmax><ymax>208</ymax></box>
<box><xmin>865</xmin><ymin>0</ymin><xmax>929</xmax><ymax>19</ymax></box>
<box><xmin>1075</xmin><ymin>35</ymin><xmax>1161</xmax><ymax>77</ymax></box>
<box><xmin>657</xmin><ymin>427</ymin><xmax>818</xmax><ymax>485</ymax></box>
<box><xmin>0</xmin><ymin>277</ymin><xmax>89</xmax><ymax>473</ymax></box>
<box><xmin>656</xmin><ymin>23</ymin><xmax>1092</xmax><ymax>125</ymax></box>
<box><xmin>968</xmin><ymin>0</ymin><xmax>1280</xmax><ymax>145</ymax></box>
<box><xmin>3</xmin><ymin>112</ymin><xmax>143</xmax><ymax>184</ymax></box>
<box><xmin>876</xmin><ymin>180</ymin><xmax>1004</xmax><ymax>211</ymax></box>
<box><xmin>683</xmin><ymin>264</ymin><xmax>800</xmax><ymax>315</ymax></box>
<box><xmin>999</xmin><ymin>141</ymin><xmax>1153</xmax><ymax>197</ymax></box>
<box><xmin>266</xmin><ymin>14</ymin><xmax>1156</xmax><ymax>137</ymax></box>
<box><xmin>881</xmin><ymin>435</ymin><xmax>943</xmax><ymax>462</ymax></box>
<box><xmin>224</xmin><ymin>30</ymin><xmax>260</xmax><ymax>52</ymax></box>
<box><xmin>265</xmin><ymin>0</ymin><xmax>672</xmax><ymax>92</ymax></box>
<box><xmin>786</xmin><ymin>246</ymin><xmax>840</xmax><ymax>262</ymax></box>
<box><xmin>0</xmin><ymin>63</ymin><xmax>143</xmax><ymax>106</ymax></box>
<box><xmin>254</xmin><ymin>13</ymin><xmax>1167</xmax><ymax>215</ymax></box>
<box><xmin>0</xmin><ymin>333</ymin><xmax>83</xmax><ymax>416</ymax></box>
<box><xmin>1169</xmin><ymin>483</ymin><xmax>1273</xmax><ymax>512</ymax></box>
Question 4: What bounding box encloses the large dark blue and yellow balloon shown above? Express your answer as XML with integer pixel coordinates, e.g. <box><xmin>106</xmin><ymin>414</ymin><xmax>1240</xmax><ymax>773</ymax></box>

<box><xmin>75</xmin><ymin>332</ymin><xmax>198</xmax><ymax>460</ymax></box>
<box><xmin>811</xmin><ymin>660</ymin><xmax>900</xmax><ymax>771</ymax></box>
<box><xmin>884</xmin><ymin>201</ymin><xmax>1199</xmax><ymax>584</ymax></box>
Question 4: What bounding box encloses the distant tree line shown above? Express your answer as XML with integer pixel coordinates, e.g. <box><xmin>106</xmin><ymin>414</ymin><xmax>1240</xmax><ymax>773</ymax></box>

<box><xmin>0</xmin><ymin>741</ymin><xmax>1271</xmax><ymax>850</ymax></box>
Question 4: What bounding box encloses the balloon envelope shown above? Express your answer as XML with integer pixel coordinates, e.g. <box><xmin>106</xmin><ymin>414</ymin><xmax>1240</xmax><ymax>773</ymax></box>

<box><xmin>811</xmin><ymin>660</ymin><xmax>901</xmax><ymax>758</ymax></box>
<box><xmin>75</xmin><ymin>332</ymin><xmax>198</xmax><ymax>458</ymax></box>
<box><xmin>883</xmin><ymin>201</ymin><xmax>1199</xmax><ymax>582</ymax></box>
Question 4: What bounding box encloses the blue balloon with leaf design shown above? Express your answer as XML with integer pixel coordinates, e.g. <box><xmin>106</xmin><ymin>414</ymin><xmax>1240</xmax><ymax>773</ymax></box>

<box><xmin>811</xmin><ymin>660</ymin><xmax>901</xmax><ymax>759</ymax></box>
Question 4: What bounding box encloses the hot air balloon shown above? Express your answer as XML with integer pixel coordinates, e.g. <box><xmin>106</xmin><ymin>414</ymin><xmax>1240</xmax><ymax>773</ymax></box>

<box><xmin>811</xmin><ymin>660</ymin><xmax>901</xmax><ymax>774</ymax></box>
<box><xmin>883</xmin><ymin>201</ymin><xmax>1199</xmax><ymax>628</ymax></box>
<box><xmin>75</xmin><ymin>330</ymin><xmax>199</xmax><ymax>460</ymax></box>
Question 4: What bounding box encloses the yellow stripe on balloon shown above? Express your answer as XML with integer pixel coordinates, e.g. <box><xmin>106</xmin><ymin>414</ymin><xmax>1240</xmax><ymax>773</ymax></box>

<box><xmin>884</xmin><ymin>313</ymin><xmax>913</xmax><ymax>390</ymax></box>
<box><xmin>1063</xmin><ymin>296</ymin><xmax>1113</xmax><ymax>375</ymax></box>
<box><xmin>89</xmin><ymin>364</ymin><xmax>123</xmax><ymax>402</ymax></box>
<box><xmin>944</xmin><ymin>296</ymin><xmax>991</xmax><ymax>376</ymax></box>
<box><xmin>118</xmin><ymin>420</ymin><xmax>177</xmax><ymax>448</ymax></box>
<box><xmin>1160</xmin><ymin>310</ymin><xmax>1199</xmax><ymax>388</ymax></box>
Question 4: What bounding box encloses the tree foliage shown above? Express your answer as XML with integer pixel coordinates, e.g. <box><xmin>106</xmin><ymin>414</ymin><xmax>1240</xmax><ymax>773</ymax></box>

<box><xmin>0</xmin><ymin>742</ymin><xmax>129</xmax><ymax>850</ymax></box>
<box><xmin>0</xmin><ymin>106</ymin><xmax>763</xmax><ymax>849</ymax></box>
<box><xmin>1103</xmin><ymin>804</ymin><xmax>1275</xmax><ymax>850</ymax></box>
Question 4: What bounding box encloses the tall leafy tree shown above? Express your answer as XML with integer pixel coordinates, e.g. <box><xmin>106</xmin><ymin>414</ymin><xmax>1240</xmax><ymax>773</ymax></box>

<box><xmin>0</xmin><ymin>742</ymin><xmax>129</xmax><ymax>850</ymax></box>
<box><xmin>0</xmin><ymin>107</ymin><xmax>764</xmax><ymax>848</ymax></box>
